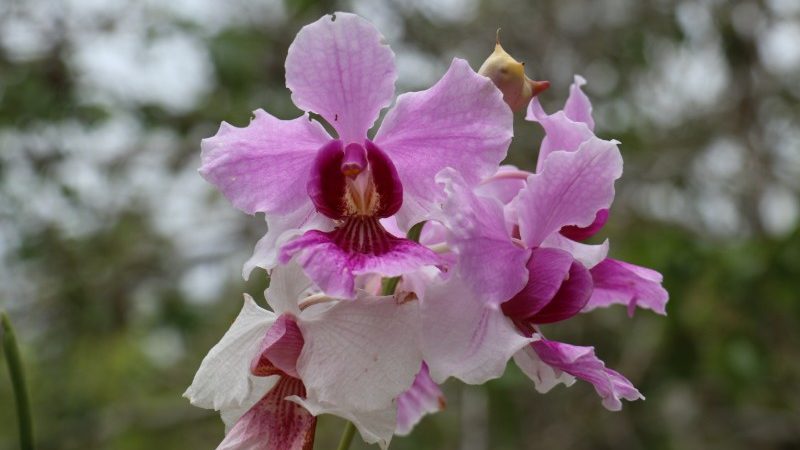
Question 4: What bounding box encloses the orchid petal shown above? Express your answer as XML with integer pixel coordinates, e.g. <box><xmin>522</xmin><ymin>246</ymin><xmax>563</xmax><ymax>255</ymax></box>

<box><xmin>251</xmin><ymin>315</ymin><xmax>304</xmax><ymax>379</ymax></box>
<box><xmin>243</xmin><ymin>205</ymin><xmax>334</xmax><ymax>280</ymax></box>
<box><xmin>563</xmin><ymin>75</ymin><xmax>595</xmax><ymax>130</ymax></box>
<box><xmin>200</xmin><ymin>110</ymin><xmax>330</xmax><ymax>215</ymax></box>
<box><xmin>476</xmin><ymin>165</ymin><xmax>528</xmax><ymax>206</ymax></box>
<box><xmin>396</xmin><ymin>362</ymin><xmax>445</xmax><ymax>436</ymax></box>
<box><xmin>265</xmin><ymin>261</ymin><xmax>314</xmax><ymax>317</ymax></box>
<box><xmin>513</xmin><ymin>344</ymin><xmax>575</xmax><ymax>393</ymax></box>
<box><xmin>518</xmin><ymin>137</ymin><xmax>622</xmax><ymax>248</ymax></box>
<box><xmin>422</xmin><ymin>276</ymin><xmax>531</xmax><ymax>384</ymax></box>
<box><xmin>289</xmin><ymin>396</ymin><xmax>396</xmax><ymax>450</ymax></box>
<box><xmin>532</xmin><ymin>339</ymin><xmax>643</xmax><ymax>411</ymax></box>
<box><xmin>501</xmin><ymin>247</ymin><xmax>573</xmax><ymax>320</ymax></box>
<box><xmin>296</xmin><ymin>292</ymin><xmax>422</xmax><ymax>415</ymax></box>
<box><xmin>541</xmin><ymin>233</ymin><xmax>609</xmax><ymax>269</ymax></box>
<box><xmin>184</xmin><ymin>295</ymin><xmax>276</xmax><ymax>410</ymax></box>
<box><xmin>218</xmin><ymin>377</ymin><xmax>315</xmax><ymax>450</ymax></box>
<box><xmin>526</xmin><ymin>76</ymin><xmax>596</xmax><ymax>171</ymax></box>
<box><xmin>280</xmin><ymin>220</ymin><xmax>440</xmax><ymax>299</ymax></box>
<box><xmin>438</xmin><ymin>168</ymin><xmax>530</xmax><ymax>306</ymax></box>
<box><xmin>285</xmin><ymin>13</ymin><xmax>396</xmax><ymax>144</ymax></box>
<box><xmin>586</xmin><ymin>258</ymin><xmax>669</xmax><ymax>316</ymax></box>
<box><xmin>375</xmin><ymin>58</ymin><xmax>513</xmax><ymax>230</ymax></box>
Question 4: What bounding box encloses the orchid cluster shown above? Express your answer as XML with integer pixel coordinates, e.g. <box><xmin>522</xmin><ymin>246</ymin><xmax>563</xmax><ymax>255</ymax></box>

<box><xmin>184</xmin><ymin>12</ymin><xmax>668</xmax><ymax>450</ymax></box>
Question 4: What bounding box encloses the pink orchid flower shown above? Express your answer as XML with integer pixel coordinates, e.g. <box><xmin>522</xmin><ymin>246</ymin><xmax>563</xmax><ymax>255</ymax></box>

<box><xmin>420</xmin><ymin>77</ymin><xmax>667</xmax><ymax>410</ymax></box>
<box><xmin>184</xmin><ymin>262</ymin><xmax>443</xmax><ymax>449</ymax></box>
<box><xmin>200</xmin><ymin>12</ymin><xmax>513</xmax><ymax>299</ymax></box>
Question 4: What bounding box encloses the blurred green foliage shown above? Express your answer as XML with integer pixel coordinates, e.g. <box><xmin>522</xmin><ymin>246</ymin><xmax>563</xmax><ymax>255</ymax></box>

<box><xmin>1</xmin><ymin>0</ymin><xmax>799</xmax><ymax>449</ymax></box>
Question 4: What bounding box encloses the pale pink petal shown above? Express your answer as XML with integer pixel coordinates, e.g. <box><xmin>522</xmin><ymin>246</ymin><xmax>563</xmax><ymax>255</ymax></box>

<box><xmin>563</xmin><ymin>75</ymin><xmax>595</xmax><ymax>130</ymax></box>
<box><xmin>437</xmin><ymin>168</ymin><xmax>530</xmax><ymax>306</ymax></box>
<box><xmin>526</xmin><ymin>76</ymin><xmax>597</xmax><ymax>171</ymax></box>
<box><xmin>532</xmin><ymin>339</ymin><xmax>643</xmax><ymax>411</ymax></box>
<box><xmin>476</xmin><ymin>165</ymin><xmax>528</xmax><ymax>205</ymax></box>
<box><xmin>396</xmin><ymin>362</ymin><xmax>445</xmax><ymax>436</ymax></box>
<box><xmin>586</xmin><ymin>258</ymin><xmax>669</xmax><ymax>316</ymax></box>
<box><xmin>296</xmin><ymin>292</ymin><xmax>422</xmax><ymax>415</ymax></box>
<box><xmin>541</xmin><ymin>233</ymin><xmax>609</xmax><ymax>269</ymax></box>
<box><xmin>251</xmin><ymin>315</ymin><xmax>304</xmax><ymax>379</ymax></box>
<box><xmin>422</xmin><ymin>276</ymin><xmax>531</xmax><ymax>384</ymax></box>
<box><xmin>513</xmin><ymin>344</ymin><xmax>575</xmax><ymax>393</ymax></box>
<box><xmin>375</xmin><ymin>58</ymin><xmax>513</xmax><ymax>229</ymax></box>
<box><xmin>285</xmin><ymin>13</ymin><xmax>396</xmax><ymax>143</ymax></box>
<box><xmin>184</xmin><ymin>295</ymin><xmax>276</xmax><ymax>410</ymax></box>
<box><xmin>288</xmin><ymin>396</ymin><xmax>396</xmax><ymax>450</ymax></box>
<box><xmin>264</xmin><ymin>262</ymin><xmax>315</xmax><ymax>316</ymax></box>
<box><xmin>219</xmin><ymin>377</ymin><xmax>315</xmax><ymax>450</ymax></box>
<box><xmin>279</xmin><ymin>218</ymin><xmax>441</xmax><ymax>299</ymax></box>
<box><xmin>243</xmin><ymin>204</ymin><xmax>334</xmax><ymax>279</ymax></box>
<box><xmin>200</xmin><ymin>110</ymin><xmax>330</xmax><ymax>215</ymax></box>
<box><xmin>518</xmin><ymin>137</ymin><xmax>622</xmax><ymax>248</ymax></box>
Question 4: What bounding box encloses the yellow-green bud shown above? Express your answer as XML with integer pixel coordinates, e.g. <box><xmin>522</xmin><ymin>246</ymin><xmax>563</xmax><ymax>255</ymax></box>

<box><xmin>478</xmin><ymin>30</ymin><xmax>549</xmax><ymax>112</ymax></box>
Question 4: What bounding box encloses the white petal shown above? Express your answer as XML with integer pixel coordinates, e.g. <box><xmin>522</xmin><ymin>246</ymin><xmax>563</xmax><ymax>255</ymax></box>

<box><xmin>296</xmin><ymin>292</ymin><xmax>422</xmax><ymax>414</ymax></box>
<box><xmin>421</xmin><ymin>276</ymin><xmax>532</xmax><ymax>385</ymax></box>
<box><xmin>265</xmin><ymin>261</ymin><xmax>314</xmax><ymax>316</ymax></box>
<box><xmin>184</xmin><ymin>295</ymin><xmax>276</xmax><ymax>410</ymax></box>
<box><xmin>289</xmin><ymin>396</ymin><xmax>396</xmax><ymax>450</ymax></box>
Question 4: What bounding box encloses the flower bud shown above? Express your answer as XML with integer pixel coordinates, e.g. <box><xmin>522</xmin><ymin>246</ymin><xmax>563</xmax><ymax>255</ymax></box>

<box><xmin>478</xmin><ymin>30</ymin><xmax>550</xmax><ymax>112</ymax></box>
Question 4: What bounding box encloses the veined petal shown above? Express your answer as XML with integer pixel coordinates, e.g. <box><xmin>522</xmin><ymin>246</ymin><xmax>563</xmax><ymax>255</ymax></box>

<box><xmin>586</xmin><ymin>258</ymin><xmax>669</xmax><ymax>316</ymax></box>
<box><xmin>184</xmin><ymin>295</ymin><xmax>276</xmax><ymax>410</ymax></box>
<box><xmin>437</xmin><ymin>168</ymin><xmax>530</xmax><ymax>306</ymax></box>
<box><xmin>295</xmin><ymin>292</ymin><xmax>423</xmax><ymax>415</ymax></box>
<box><xmin>251</xmin><ymin>314</ymin><xmax>304</xmax><ymax>379</ymax></box>
<box><xmin>279</xmin><ymin>217</ymin><xmax>440</xmax><ymax>299</ymax></box>
<box><xmin>513</xmin><ymin>344</ymin><xmax>575</xmax><ymax>393</ymax></box>
<box><xmin>289</xmin><ymin>397</ymin><xmax>396</xmax><ymax>450</ymax></box>
<box><xmin>375</xmin><ymin>58</ymin><xmax>513</xmax><ymax>230</ymax></box>
<box><xmin>396</xmin><ymin>362</ymin><xmax>445</xmax><ymax>436</ymax></box>
<box><xmin>200</xmin><ymin>110</ymin><xmax>330</xmax><ymax>215</ymax></box>
<box><xmin>518</xmin><ymin>137</ymin><xmax>622</xmax><ymax>248</ymax></box>
<box><xmin>218</xmin><ymin>377</ymin><xmax>316</xmax><ymax>450</ymax></box>
<box><xmin>243</xmin><ymin>204</ymin><xmax>334</xmax><ymax>280</ymax></box>
<box><xmin>422</xmin><ymin>276</ymin><xmax>531</xmax><ymax>385</ymax></box>
<box><xmin>285</xmin><ymin>13</ymin><xmax>396</xmax><ymax>144</ymax></box>
<box><xmin>532</xmin><ymin>339</ymin><xmax>643</xmax><ymax>411</ymax></box>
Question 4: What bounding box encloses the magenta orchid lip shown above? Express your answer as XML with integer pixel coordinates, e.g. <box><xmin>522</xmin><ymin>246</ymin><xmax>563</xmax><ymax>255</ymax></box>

<box><xmin>186</xmin><ymin>11</ymin><xmax>668</xmax><ymax>450</ymax></box>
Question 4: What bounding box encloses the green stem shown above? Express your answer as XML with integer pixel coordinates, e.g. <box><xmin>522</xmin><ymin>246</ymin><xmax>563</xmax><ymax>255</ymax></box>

<box><xmin>1</xmin><ymin>311</ymin><xmax>34</xmax><ymax>450</ymax></box>
<box><xmin>335</xmin><ymin>421</ymin><xmax>357</xmax><ymax>450</ymax></box>
<box><xmin>335</xmin><ymin>221</ymin><xmax>426</xmax><ymax>449</ymax></box>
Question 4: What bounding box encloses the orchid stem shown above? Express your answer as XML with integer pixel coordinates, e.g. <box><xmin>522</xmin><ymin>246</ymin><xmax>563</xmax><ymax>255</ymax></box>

<box><xmin>335</xmin><ymin>421</ymin><xmax>357</xmax><ymax>450</ymax></box>
<box><xmin>1</xmin><ymin>311</ymin><xmax>34</xmax><ymax>450</ymax></box>
<box><xmin>336</xmin><ymin>222</ymin><xmax>427</xmax><ymax>449</ymax></box>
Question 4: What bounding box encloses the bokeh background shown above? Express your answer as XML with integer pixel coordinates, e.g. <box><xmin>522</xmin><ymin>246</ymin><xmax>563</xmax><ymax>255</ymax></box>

<box><xmin>1</xmin><ymin>0</ymin><xmax>799</xmax><ymax>449</ymax></box>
